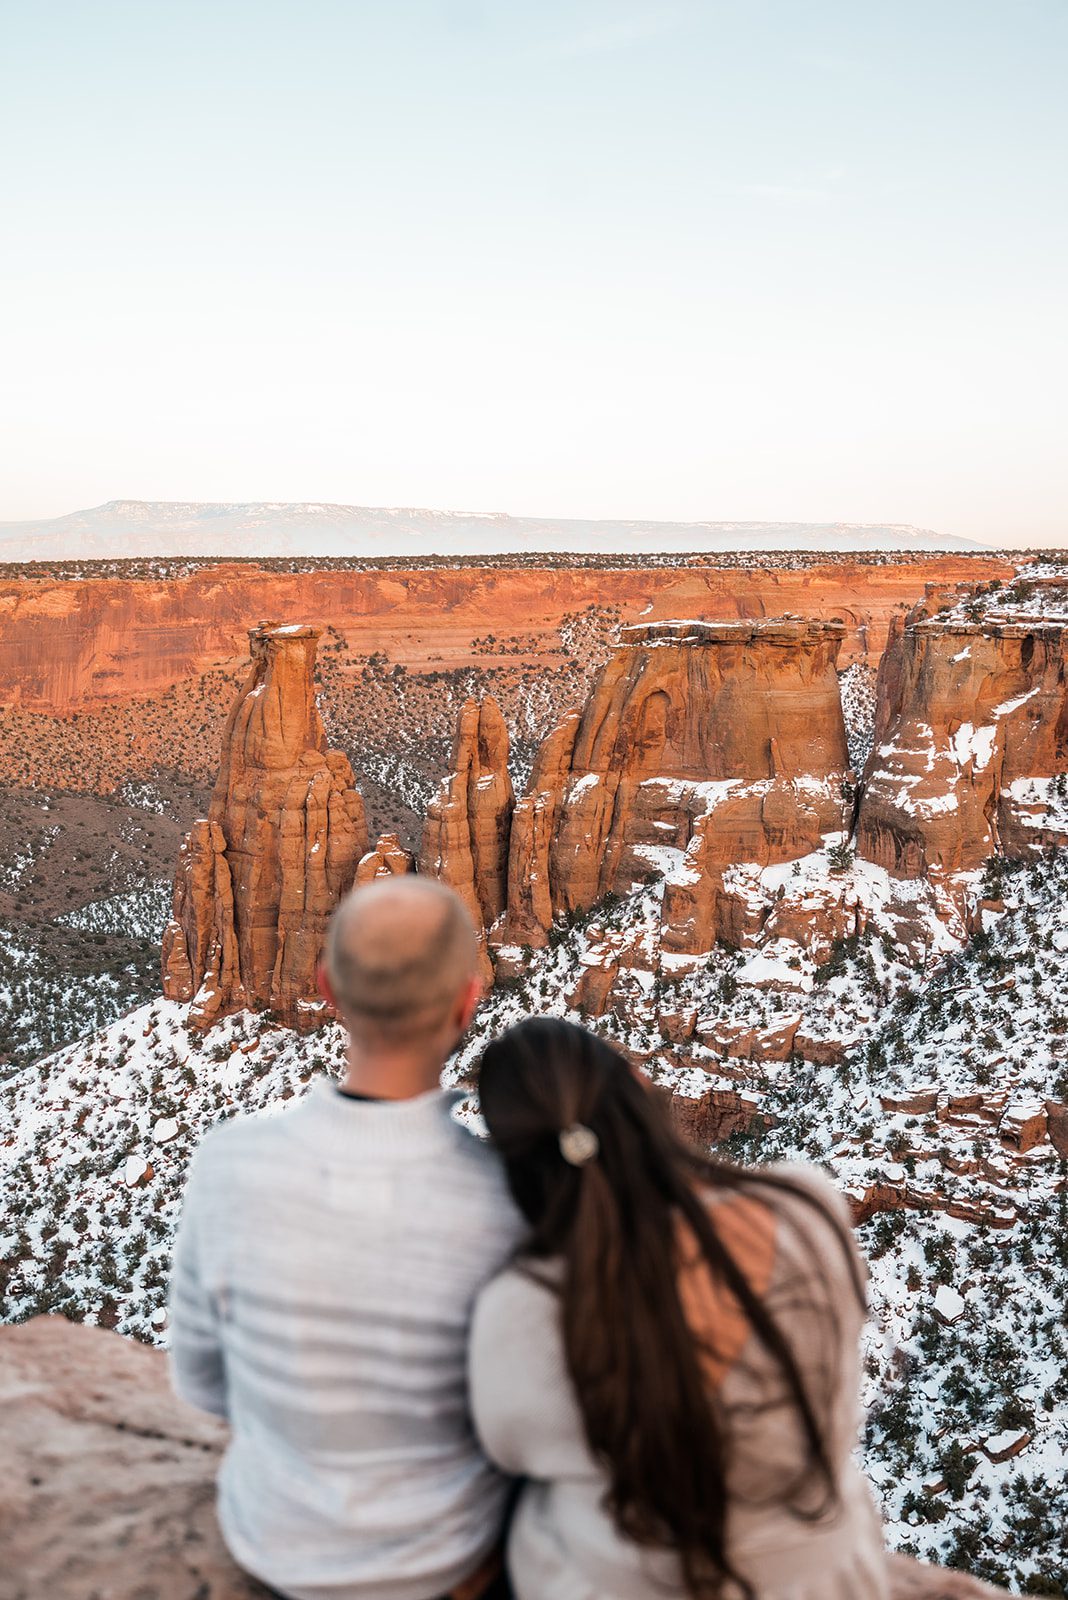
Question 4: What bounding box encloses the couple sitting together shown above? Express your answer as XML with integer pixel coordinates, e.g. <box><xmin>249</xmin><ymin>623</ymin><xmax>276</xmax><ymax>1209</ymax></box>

<box><xmin>170</xmin><ymin>877</ymin><xmax>887</xmax><ymax>1600</ymax></box>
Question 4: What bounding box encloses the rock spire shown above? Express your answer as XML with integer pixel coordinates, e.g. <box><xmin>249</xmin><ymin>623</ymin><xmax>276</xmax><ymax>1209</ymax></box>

<box><xmin>500</xmin><ymin>618</ymin><xmax>853</xmax><ymax>954</ymax></box>
<box><xmin>419</xmin><ymin>696</ymin><xmax>514</xmax><ymax>979</ymax></box>
<box><xmin>162</xmin><ymin>623</ymin><xmax>368</xmax><ymax>1027</ymax></box>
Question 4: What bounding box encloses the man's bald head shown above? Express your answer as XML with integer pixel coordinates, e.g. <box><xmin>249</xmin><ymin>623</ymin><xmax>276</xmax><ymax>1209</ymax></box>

<box><xmin>324</xmin><ymin>877</ymin><xmax>480</xmax><ymax>1045</ymax></box>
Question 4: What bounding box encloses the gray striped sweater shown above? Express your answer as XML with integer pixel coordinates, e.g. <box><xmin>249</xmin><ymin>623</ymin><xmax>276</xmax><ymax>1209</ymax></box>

<box><xmin>169</xmin><ymin>1079</ymin><xmax>523</xmax><ymax>1600</ymax></box>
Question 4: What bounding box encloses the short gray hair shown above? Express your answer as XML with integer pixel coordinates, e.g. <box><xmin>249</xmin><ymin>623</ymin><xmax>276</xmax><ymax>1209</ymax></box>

<box><xmin>325</xmin><ymin>877</ymin><xmax>479</xmax><ymax>1041</ymax></box>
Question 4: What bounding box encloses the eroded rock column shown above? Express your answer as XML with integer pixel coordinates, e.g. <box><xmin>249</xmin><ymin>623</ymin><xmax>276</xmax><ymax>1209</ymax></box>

<box><xmin>162</xmin><ymin>623</ymin><xmax>368</xmax><ymax>1027</ymax></box>
<box><xmin>419</xmin><ymin>696</ymin><xmax>514</xmax><ymax>979</ymax></box>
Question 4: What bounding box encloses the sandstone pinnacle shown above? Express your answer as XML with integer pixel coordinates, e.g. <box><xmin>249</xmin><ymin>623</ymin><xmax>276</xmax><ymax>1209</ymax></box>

<box><xmin>162</xmin><ymin>623</ymin><xmax>368</xmax><ymax>1028</ymax></box>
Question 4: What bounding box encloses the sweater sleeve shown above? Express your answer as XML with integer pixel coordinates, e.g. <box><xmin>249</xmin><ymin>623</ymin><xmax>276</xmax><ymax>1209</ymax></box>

<box><xmin>469</xmin><ymin>1268</ymin><xmax>572</xmax><ymax>1477</ymax></box>
<box><xmin>168</xmin><ymin>1142</ymin><xmax>229</xmax><ymax>1419</ymax></box>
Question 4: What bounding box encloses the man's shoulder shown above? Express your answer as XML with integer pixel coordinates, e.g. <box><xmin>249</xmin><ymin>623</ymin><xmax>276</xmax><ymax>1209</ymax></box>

<box><xmin>439</xmin><ymin>1103</ymin><xmax>523</xmax><ymax>1216</ymax></box>
<box><xmin>440</xmin><ymin>1096</ymin><xmax>505</xmax><ymax>1172</ymax></box>
<box><xmin>184</xmin><ymin>1095</ymin><xmax>307</xmax><ymax>1182</ymax></box>
<box><xmin>188</xmin><ymin>1086</ymin><xmax>511</xmax><ymax>1185</ymax></box>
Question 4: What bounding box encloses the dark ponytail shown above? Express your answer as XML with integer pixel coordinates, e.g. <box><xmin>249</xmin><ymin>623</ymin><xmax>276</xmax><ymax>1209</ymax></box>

<box><xmin>477</xmin><ymin>1017</ymin><xmax>866</xmax><ymax>1600</ymax></box>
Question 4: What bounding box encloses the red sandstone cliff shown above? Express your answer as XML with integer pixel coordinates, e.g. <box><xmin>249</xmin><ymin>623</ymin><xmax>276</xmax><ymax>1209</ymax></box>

<box><xmin>858</xmin><ymin>578</ymin><xmax>1068</xmax><ymax>884</ymax></box>
<box><xmin>420</xmin><ymin>697</ymin><xmax>514</xmax><ymax>978</ymax></box>
<box><xmin>500</xmin><ymin>619</ymin><xmax>852</xmax><ymax>954</ymax></box>
<box><xmin>161</xmin><ymin>624</ymin><xmax>368</xmax><ymax>1027</ymax></box>
<box><xmin>158</xmin><ymin>579</ymin><xmax>1068</xmax><ymax>1025</ymax></box>
<box><xmin>0</xmin><ymin>557</ymin><xmax>1011</xmax><ymax>716</ymax></box>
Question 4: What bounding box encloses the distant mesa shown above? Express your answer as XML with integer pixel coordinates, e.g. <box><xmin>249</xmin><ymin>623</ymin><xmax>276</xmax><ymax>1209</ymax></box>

<box><xmin>0</xmin><ymin>498</ymin><xmax>988</xmax><ymax>563</ymax></box>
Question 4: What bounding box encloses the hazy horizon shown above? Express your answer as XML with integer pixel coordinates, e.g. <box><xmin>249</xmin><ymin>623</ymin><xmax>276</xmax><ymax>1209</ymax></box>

<box><xmin>3</xmin><ymin>2</ymin><xmax>1066</xmax><ymax>544</ymax></box>
<box><xmin>2</xmin><ymin>495</ymin><xmax>1012</xmax><ymax>563</ymax></box>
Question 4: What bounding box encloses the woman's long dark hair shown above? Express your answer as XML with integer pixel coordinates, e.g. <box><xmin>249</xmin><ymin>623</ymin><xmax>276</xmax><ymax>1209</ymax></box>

<box><xmin>477</xmin><ymin>1017</ymin><xmax>867</xmax><ymax>1600</ymax></box>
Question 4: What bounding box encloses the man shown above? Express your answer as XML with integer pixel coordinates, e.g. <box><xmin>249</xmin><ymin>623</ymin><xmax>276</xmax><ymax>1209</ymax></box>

<box><xmin>169</xmin><ymin>878</ymin><xmax>521</xmax><ymax>1600</ymax></box>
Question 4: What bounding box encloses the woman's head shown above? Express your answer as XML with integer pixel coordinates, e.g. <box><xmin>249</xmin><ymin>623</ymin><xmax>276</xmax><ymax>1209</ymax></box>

<box><xmin>478</xmin><ymin>1016</ymin><xmax>677</xmax><ymax>1250</ymax></box>
<box><xmin>477</xmin><ymin>1016</ymin><xmax>862</xmax><ymax>1600</ymax></box>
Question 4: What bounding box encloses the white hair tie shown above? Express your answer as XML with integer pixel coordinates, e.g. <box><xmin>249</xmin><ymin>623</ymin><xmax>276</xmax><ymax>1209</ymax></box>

<box><xmin>559</xmin><ymin>1123</ymin><xmax>599</xmax><ymax>1166</ymax></box>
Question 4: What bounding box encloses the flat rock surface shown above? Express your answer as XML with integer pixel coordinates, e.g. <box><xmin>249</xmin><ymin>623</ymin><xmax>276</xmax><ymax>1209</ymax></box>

<box><xmin>0</xmin><ymin>1316</ymin><xmax>1005</xmax><ymax>1600</ymax></box>
<box><xmin>0</xmin><ymin>1316</ymin><xmax>270</xmax><ymax>1600</ymax></box>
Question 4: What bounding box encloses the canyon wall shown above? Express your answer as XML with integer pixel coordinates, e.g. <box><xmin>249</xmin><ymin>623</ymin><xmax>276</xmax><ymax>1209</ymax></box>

<box><xmin>0</xmin><ymin>556</ymin><xmax>1012</xmax><ymax>715</ymax></box>
<box><xmin>858</xmin><ymin>579</ymin><xmax>1068</xmax><ymax>885</ymax></box>
<box><xmin>161</xmin><ymin>624</ymin><xmax>368</xmax><ymax>1027</ymax></box>
<box><xmin>157</xmin><ymin>572</ymin><xmax>1068</xmax><ymax>1029</ymax></box>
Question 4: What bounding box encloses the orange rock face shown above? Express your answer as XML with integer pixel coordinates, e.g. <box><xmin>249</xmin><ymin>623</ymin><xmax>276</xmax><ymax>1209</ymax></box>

<box><xmin>419</xmin><ymin>697</ymin><xmax>514</xmax><ymax>977</ymax></box>
<box><xmin>0</xmin><ymin>557</ymin><xmax>1011</xmax><ymax>715</ymax></box>
<box><xmin>354</xmin><ymin>833</ymin><xmax>413</xmax><ymax>884</ymax></box>
<box><xmin>0</xmin><ymin>557</ymin><xmax>1014</xmax><ymax>800</ymax></box>
<box><xmin>858</xmin><ymin>582</ymin><xmax>1068</xmax><ymax>882</ymax></box>
<box><xmin>503</xmin><ymin>619</ymin><xmax>852</xmax><ymax>954</ymax></box>
<box><xmin>161</xmin><ymin>624</ymin><xmax>368</xmax><ymax>1027</ymax></box>
<box><xmin>496</xmin><ymin>710</ymin><xmax>582</xmax><ymax>949</ymax></box>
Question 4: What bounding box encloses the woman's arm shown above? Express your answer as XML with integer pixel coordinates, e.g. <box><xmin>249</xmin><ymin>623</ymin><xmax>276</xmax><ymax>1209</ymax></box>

<box><xmin>469</xmin><ymin>1268</ymin><xmax>567</xmax><ymax>1477</ymax></box>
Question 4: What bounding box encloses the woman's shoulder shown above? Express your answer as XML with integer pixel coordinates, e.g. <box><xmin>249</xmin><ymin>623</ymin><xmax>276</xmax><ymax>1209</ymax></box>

<box><xmin>754</xmin><ymin>1160</ymin><xmax>854</xmax><ymax>1224</ymax></box>
<box><xmin>750</xmin><ymin>1161</ymin><xmax>867</xmax><ymax>1294</ymax></box>
<box><xmin>702</xmin><ymin>1161</ymin><xmax>852</xmax><ymax>1253</ymax></box>
<box><xmin>469</xmin><ymin>1261</ymin><xmax>571</xmax><ymax>1431</ymax></box>
<box><xmin>473</xmin><ymin>1259</ymin><xmax>562</xmax><ymax>1339</ymax></box>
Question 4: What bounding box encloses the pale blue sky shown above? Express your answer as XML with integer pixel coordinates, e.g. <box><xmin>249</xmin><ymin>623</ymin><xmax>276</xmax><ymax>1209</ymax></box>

<box><xmin>2</xmin><ymin>0</ymin><xmax>1066</xmax><ymax>541</ymax></box>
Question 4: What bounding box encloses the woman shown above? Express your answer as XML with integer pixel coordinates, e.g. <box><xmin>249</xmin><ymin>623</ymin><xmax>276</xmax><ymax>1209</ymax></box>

<box><xmin>468</xmin><ymin>1018</ymin><xmax>888</xmax><ymax>1600</ymax></box>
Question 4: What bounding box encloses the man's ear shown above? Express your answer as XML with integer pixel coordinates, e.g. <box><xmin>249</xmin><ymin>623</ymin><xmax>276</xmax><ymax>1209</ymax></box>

<box><xmin>317</xmin><ymin>963</ymin><xmax>338</xmax><ymax>1015</ymax></box>
<box><xmin>457</xmin><ymin>974</ymin><xmax>483</xmax><ymax>1034</ymax></box>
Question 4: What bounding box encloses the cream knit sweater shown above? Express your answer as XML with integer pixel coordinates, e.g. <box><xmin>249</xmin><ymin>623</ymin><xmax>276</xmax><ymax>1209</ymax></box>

<box><xmin>469</xmin><ymin>1163</ymin><xmax>889</xmax><ymax>1600</ymax></box>
<box><xmin>170</xmin><ymin>1080</ymin><xmax>522</xmax><ymax>1600</ymax></box>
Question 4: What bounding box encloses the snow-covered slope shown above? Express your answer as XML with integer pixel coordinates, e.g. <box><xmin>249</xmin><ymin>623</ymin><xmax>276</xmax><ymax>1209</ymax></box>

<box><xmin>3</xmin><ymin>844</ymin><xmax>1066</xmax><ymax>1590</ymax></box>
<box><xmin>0</xmin><ymin>499</ymin><xmax>987</xmax><ymax>563</ymax></box>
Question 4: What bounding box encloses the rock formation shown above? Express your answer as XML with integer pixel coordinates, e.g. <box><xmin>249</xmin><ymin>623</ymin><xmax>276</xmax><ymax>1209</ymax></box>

<box><xmin>0</xmin><ymin>1316</ymin><xmax>269</xmax><ymax>1599</ymax></box>
<box><xmin>497</xmin><ymin>709</ymin><xmax>582</xmax><ymax>948</ymax></box>
<box><xmin>0</xmin><ymin>1316</ymin><xmax>1008</xmax><ymax>1600</ymax></box>
<box><xmin>354</xmin><ymin>833</ymin><xmax>414</xmax><ymax>883</ymax></box>
<box><xmin>162</xmin><ymin>623</ymin><xmax>368</xmax><ymax>1027</ymax></box>
<box><xmin>858</xmin><ymin>577</ymin><xmax>1068</xmax><ymax>886</ymax></box>
<box><xmin>1</xmin><ymin>555</ymin><xmax>1015</xmax><ymax>799</ymax></box>
<box><xmin>499</xmin><ymin>618</ymin><xmax>853</xmax><ymax>955</ymax></box>
<box><xmin>419</xmin><ymin>696</ymin><xmax>514</xmax><ymax>978</ymax></box>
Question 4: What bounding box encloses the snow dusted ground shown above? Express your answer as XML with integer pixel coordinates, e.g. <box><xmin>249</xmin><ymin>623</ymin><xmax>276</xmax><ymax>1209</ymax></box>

<box><xmin>930</xmin><ymin>562</ymin><xmax>1068</xmax><ymax>628</ymax></box>
<box><xmin>839</xmin><ymin>661</ymin><xmax>879</xmax><ymax>773</ymax></box>
<box><xmin>0</xmin><ymin>920</ymin><xmax>161</xmax><ymax>1077</ymax></box>
<box><xmin>2</xmin><ymin>850</ymin><xmax>1067</xmax><ymax>1590</ymax></box>
<box><xmin>56</xmin><ymin>882</ymin><xmax>172</xmax><ymax>940</ymax></box>
<box><xmin>0</xmin><ymin>1004</ymin><xmax>347</xmax><ymax>1336</ymax></box>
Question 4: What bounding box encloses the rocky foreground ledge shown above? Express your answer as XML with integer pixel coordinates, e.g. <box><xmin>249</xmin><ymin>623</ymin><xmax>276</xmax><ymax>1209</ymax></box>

<box><xmin>0</xmin><ymin>1318</ymin><xmax>1006</xmax><ymax>1600</ymax></box>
